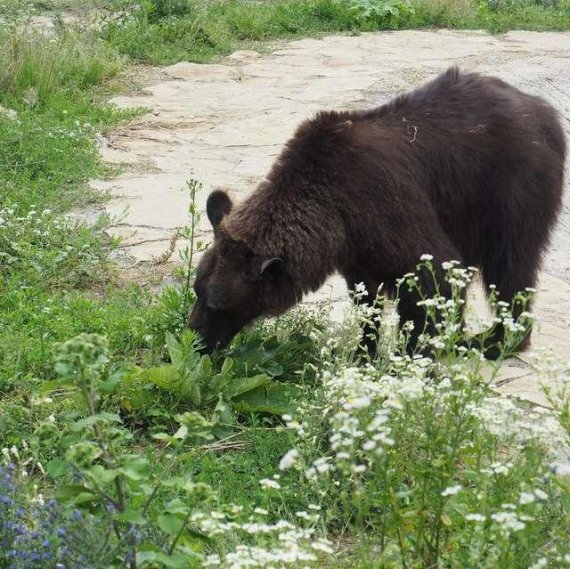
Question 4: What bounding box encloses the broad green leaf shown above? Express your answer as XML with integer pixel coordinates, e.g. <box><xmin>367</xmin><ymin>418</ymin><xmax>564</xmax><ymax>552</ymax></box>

<box><xmin>233</xmin><ymin>383</ymin><xmax>303</xmax><ymax>416</ymax></box>
<box><xmin>199</xmin><ymin>354</ymin><xmax>213</xmax><ymax>377</ymax></box>
<box><xmin>173</xmin><ymin>424</ymin><xmax>188</xmax><ymax>440</ymax></box>
<box><xmin>201</xmin><ymin>374</ymin><xmax>231</xmax><ymax>404</ymax></box>
<box><xmin>46</xmin><ymin>458</ymin><xmax>67</xmax><ymax>478</ymax></box>
<box><xmin>152</xmin><ymin>432</ymin><xmax>177</xmax><ymax>445</ymax></box>
<box><xmin>140</xmin><ymin>365</ymin><xmax>179</xmax><ymax>388</ymax></box>
<box><xmin>165</xmin><ymin>331</ymin><xmax>184</xmax><ymax>368</ymax></box>
<box><xmin>259</xmin><ymin>360</ymin><xmax>284</xmax><ymax>378</ymax></box>
<box><xmin>223</xmin><ymin>374</ymin><xmax>270</xmax><ymax>399</ymax></box>
<box><xmin>70</xmin><ymin>412</ymin><xmax>121</xmax><ymax>432</ymax></box>
<box><xmin>221</xmin><ymin>357</ymin><xmax>234</xmax><ymax>375</ymax></box>
<box><xmin>212</xmin><ymin>396</ymin><xmax>236</xmax><ymax>440</ymax></box>
<box><xmin>158</xmin><ymin>513</ymin><xmax>185</xmax><ymax>536</ymax></box>
<box><xmin>98</xmin><ymin>369</ymin><xmax>125</xmax><ymax>394</ymax></box>
<box><xmin>115</xmin><ymin>509</ymin><xmax>147</xmax><ymax>525</ymax></box>
<box><xmin>164</xmin><ymin>498</ymin><xmax>190</xmax><ymax>514</ymax></box>
<box><xmin>85</xmin><ymin>465</ymin><xmax>119</xmax><ymax>485</ymax></box>
<box><xmin>55</xmin><ymin>484</ymin><xmax>95</xmax><ymax>501</ymax></box>
<box><xmin>139</xmin><ymin>365</ymin><xmax>200</xmax><ymax>403</ymax></box>
<box><xmin>120</xmin><ymin>455</ymin><xmax>150</xmax><ymax>481</ymax></box>
<box><xmin>137</xmin><ymin>550</ymin><xmax>190</xmax><ymax>568</ymax></box>
<box><xmin>73</xmin><ymin>492</ymin><xmax>99</xmax><ymax>505</ymax></box>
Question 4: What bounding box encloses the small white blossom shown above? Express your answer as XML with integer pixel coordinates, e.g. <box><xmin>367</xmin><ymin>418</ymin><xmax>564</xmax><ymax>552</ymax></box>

<box><xmin>441</xmin><ymin>485</ymin><xmax>462</xmax><ymax>497</ymax></box>
<box><xmin>534</xmin><ymin>489</ymin><xmax>548</xmax><ymax>501</ymax></box>
<box><xmin>279</xmin><ymin>449</ymin><xmax>299</xmax><ymax>471</ymax></box>
<box><xmin>519</xmin><ymin>492</ymin><xmax>536</xmax><ymax>505</ymax></box>
<box><xmin>491</xmin><ymin>511</ymin><xmax>526</xmax><ymax>532</ymax></box>
<box><xmin>465</xmin><ymin>513</ymin><xmax>486</xmax><ymax>522</ymax></box>
<box><xmin>260</xmin><ymin>478</ymin><xmax>281</xmax><ymax>490</ymax></box>
<box><xmin>311</xmin><ymin>540</ymin><xmax>334</xmax><ymax>554</ymax></box>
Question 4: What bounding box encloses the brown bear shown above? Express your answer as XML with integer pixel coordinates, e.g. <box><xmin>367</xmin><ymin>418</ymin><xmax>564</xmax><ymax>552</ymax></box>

<box><xmin>188</xmin><ymin>67</ymin><xmax>566</xmax><ymax>358</ymax></box>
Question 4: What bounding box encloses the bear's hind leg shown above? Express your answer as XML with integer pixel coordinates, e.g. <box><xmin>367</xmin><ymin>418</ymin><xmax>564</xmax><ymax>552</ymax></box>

<box><xmin>476</xmin><ymin>252</ymin><xmax>538</xmax><ymax>360</ymax></box>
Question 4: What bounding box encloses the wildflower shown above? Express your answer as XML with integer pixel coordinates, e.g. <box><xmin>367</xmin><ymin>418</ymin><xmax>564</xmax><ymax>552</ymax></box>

<box><xmin>260</xmin><ymin>478</ymin><xmax>281</xmax><ymax>490</ymax></box>
<box><xmin>279</xmin><ymin>449</ymin><xmax>299</xmax><ymax>471</ymax></box>
<box><xmin>311</xmin><ymin>539</ymin><xmax>334</xmax><ymax>554</ymax></box>
<box><xmin>313</xmin><ymin>458</ymin><xmax>331</xmax><ymax>474</ymax></box>
<box><xmin>420</xmin><ymin>254</ymin><xmax>434</xmax><ymax>261</ymax></box>
<box><xmin>295</xmin><ymin>511</ymin><xmax>311</xmax><ymax>520</ymax></box>
<box><xmin>529</xmin><ymin>558</ymin><xmax>548</xmax><ymax>569</ymax></box>
<box><xmin>465</xmin><ymin>513</ymin><xmax>486</xmax><ymax>522</ymax></box>
<box><xmin>520</xmin><ymin>492</ymin><xmax>536</xmax><ymax>505</ymax></box>
<box><xmin>441</xmin><ymin>485</ymin><xmax>462</xmax><ymax>497</ymax></box>
<box><xmin>491</xmin><ymin>511</ymin><xmax>526</xmax><ymax>532</ymax></box>
<box><xmin>354</xmin><ymin>282</ymin><xmax>368</xmax><ymax>295</ymax></box>
<box><xmin>551</xmin><ymin>463</ymin><xmax>570</xmax><ymax>476</ymax></box>
<box><xmin>344</xmin><ymin>396</ymin><xmax>371</xmax><ymax>410</ymax></box>
<box><xmin>534</xmin><ymin>489</ymin><xmax>548</xmax><ymax>501</ymax></box>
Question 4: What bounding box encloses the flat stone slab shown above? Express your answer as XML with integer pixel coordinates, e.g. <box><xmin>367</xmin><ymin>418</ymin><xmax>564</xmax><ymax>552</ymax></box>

<box><xmin>90</xmin><ymin>29</ymin><xmax>570</xmax><ymax>407</ymax></box>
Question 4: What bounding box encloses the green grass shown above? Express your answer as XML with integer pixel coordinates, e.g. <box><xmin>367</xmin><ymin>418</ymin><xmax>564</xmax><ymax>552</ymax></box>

<box><xmin>0</xmin><ymin>28</ymin><xmax>123</xmax><ymax>103</ymax></box>
<box><xmin>0</xmin><ymin>22</ymin><xmax>155</xmax><ymax>388</ymax></box>
<box><xmin>95</xmin><ymin>0</ymin><xmax>570</xmax><ymax>65</ymax></box>
<box><xmin>3</xmin><ymin>1</ymin><xmax>569</xmax><ymax>66</ymax></box>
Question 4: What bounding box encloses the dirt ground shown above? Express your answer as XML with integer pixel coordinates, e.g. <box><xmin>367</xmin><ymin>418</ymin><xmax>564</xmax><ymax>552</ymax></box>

<box><xmin>90</xmin><ymin>29</ymin><xmax>570</xmax><ymax>407</ymax></box>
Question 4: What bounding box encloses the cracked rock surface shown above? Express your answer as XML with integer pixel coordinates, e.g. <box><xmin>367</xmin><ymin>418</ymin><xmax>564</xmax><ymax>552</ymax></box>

<box><xmin>90</xmin><ymin>29</ymin><xmax>570</xmax><ymax>408</ymax></box>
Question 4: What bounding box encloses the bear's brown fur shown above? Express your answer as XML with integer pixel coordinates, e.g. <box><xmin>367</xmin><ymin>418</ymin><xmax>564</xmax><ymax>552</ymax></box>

<box><xmin>188</xmin><ymin>67</ymin><xmax>566</xmax><ymax>357</ymax></box>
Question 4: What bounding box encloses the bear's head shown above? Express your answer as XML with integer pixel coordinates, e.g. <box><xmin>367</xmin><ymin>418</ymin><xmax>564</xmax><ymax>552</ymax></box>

<box><xmin>187</xmin><ymin>190</ymin><xmax>295</xmax><ymax>353</ymax></box>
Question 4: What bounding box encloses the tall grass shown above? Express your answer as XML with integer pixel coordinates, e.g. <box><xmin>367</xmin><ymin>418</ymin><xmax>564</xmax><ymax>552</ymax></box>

<box><xmin>0</xmin><ymin>27</ymin><xmax>123</xmax><ymax>105</ymax></box>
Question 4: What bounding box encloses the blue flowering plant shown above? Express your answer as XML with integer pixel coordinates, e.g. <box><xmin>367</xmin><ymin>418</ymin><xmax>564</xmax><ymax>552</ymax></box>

<box><xmin>0</xmin><ymin>462</ymin><xmax>108</xmax><ymax>568</ymax></box>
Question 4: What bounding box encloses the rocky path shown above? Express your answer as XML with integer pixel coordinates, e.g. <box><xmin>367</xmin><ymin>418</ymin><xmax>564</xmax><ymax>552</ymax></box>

<box><xmin>91</xmin><ymin>29</ymin><xmax>570</xmax><ymax>407</ymax></box>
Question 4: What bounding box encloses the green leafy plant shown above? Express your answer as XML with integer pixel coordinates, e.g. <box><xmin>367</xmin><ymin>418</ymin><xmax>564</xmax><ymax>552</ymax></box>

<box><xmin>47</xmin><ymin>333</ymin><xmax>218</xmax><ymax>568</ymax></box>
<box><xmin>122</xmin><ymin>330</ymin><xmax>303</xmax><ymax>424</ymax></box>
<box><xmin>349</xmin><ymin>0</ymin><xmax>415</xmax><ymax>20</ymax></box>
<box><xmin>154</xmin><ymin>179</ymin><xmax>207</xmax><ymax>339</ymax></box>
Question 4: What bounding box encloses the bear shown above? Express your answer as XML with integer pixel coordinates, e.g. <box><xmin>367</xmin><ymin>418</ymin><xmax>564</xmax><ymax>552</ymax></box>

<box><xmin>188</xmin><ymin>67</ymin><xmax>566</xmax><ymax>358</ymax></box>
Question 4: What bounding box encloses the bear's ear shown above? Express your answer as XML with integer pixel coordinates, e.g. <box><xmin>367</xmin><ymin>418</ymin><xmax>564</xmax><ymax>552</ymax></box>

<box><xmin>206</xmin><ymin>190</ymin><xmax>233</xmax><ymax>230</ymax></box>
<box><xmin>260</xmin><ymin>257</ymin><xmax>283</xmax><ymax>280</ymax></box>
